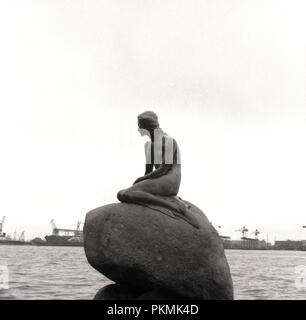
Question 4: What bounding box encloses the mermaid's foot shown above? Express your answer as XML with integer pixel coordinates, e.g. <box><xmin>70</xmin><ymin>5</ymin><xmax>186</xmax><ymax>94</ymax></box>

<box><xmin>177</xmin><ymin>201</ymin><xmax>188</xmax><ymax>215</ymax></box>
<box><xmin>172</xmin><ymin>200</ymin><xmax>200</xmax><ymax>229</ymax></box>
<box><xmin>144</xmin><ymin>203</ymin><xmax>179</xmax><ymax>220</ymax></box>
<box><xmin>169</xmin><ymin>198</ymin><xmax>189</xmax><ymax>215</ymax></box>
<box><xmin>172</xmin><ymin>196</ymin><xmax>191</xmax><ymax>210</ymax></box>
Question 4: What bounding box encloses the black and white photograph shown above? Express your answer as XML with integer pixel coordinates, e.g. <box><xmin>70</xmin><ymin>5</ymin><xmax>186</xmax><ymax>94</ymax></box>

<box><xmin>0</xmin><ymin>0</ymin><xmax>306</xmax><ymax>305</ymax></box>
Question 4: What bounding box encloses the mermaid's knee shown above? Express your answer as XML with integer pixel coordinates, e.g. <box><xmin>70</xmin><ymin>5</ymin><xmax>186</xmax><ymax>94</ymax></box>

<box><xmin>117</xmin><ymin>189</ymin><xmax>127</xmax><ymax>202</ymax></box>
<box><xmin>123</xmin><ymin>190</ymin><xmax>135</xmax><ymax>202</ymax></box>
<box><xmin>117</xmin><ymin>188</ymin><xmax>137</xmax><ymax>202</ymax></box>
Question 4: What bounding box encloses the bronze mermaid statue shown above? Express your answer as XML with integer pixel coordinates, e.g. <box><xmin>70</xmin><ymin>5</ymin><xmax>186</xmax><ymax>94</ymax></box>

<box><xmin>117</xmin><ymin>111</ymin><xmax>199</xmax><ymax>228</ymax></box>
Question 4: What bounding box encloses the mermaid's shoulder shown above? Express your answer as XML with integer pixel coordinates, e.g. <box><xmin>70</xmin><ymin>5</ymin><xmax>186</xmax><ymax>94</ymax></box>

<box><xmin>163</xmin><ymin>134</ymin><xmax>178</xmax><ymax>148</ymax></box>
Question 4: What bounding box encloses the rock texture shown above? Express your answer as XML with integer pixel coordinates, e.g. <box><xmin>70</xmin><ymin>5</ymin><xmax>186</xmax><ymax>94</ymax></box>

<box><xmin>84</xmin><ymin>201</ymin><xmax>233</xmax><ymax>300</ymax></box>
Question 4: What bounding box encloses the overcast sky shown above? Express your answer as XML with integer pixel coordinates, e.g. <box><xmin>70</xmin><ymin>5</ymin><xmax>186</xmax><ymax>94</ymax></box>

<box><xmin>0</xmin><ymin>0</ymin><xmax>305</xmax><ymax>241</ymax></box>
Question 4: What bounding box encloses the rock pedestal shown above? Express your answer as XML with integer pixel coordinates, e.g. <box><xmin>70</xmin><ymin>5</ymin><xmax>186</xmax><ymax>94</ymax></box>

<box><xmin>84</xmin><ymin>201</ymin><xmax>233</xmax><ymax>300</ymax></box>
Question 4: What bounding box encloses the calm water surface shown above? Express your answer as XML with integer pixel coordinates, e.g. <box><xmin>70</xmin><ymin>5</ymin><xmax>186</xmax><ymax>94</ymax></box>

<box><xmin>0</xmin><ymin>246</ymin><xmax>306</xmax><ymax>300</ymax></box>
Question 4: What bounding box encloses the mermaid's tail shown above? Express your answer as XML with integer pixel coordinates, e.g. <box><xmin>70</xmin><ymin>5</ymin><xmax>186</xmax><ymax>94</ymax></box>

<box><xmin>131</xmin><ymin>196</ymin><xmax>200</xmax><ymax>229</ymax></box>
<box><xmin>142</xmin><ymin>203</ymin><xmax>180</xmax><ymax>220</ymax></box>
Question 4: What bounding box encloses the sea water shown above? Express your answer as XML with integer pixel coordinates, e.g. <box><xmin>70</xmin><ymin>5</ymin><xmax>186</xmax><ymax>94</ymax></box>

<box><xmin>1</xmin><ymin>246</ymin><xmax>306</xmax><ymax>300</ymax></box>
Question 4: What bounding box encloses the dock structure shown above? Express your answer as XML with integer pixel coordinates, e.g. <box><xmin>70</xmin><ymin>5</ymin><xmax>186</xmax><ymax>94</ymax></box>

<box><xmin>219</xmin><ymin>226</ymin><xmax>271</xmax><ymax>249</ymax></box>
<box><xmin>222</xmin><ymin>238</ymin><xmax>269</xmax><ymax>250</ymax></box>
<box><xmin>43</xmin><ymin>220</ymin><xmax>84</xmax><ymax>246</ymax></box>
<box><xmin>50</xmin><ymin>220</ymin><xmax>83</xmax><ymax>237</ymax></box>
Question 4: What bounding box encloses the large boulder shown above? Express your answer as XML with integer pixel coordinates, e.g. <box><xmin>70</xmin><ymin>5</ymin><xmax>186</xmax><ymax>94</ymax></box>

<box><xmin>84</xmin><ymin>201</ymin><xmax>233</xmax><ymax>300</ymax></box>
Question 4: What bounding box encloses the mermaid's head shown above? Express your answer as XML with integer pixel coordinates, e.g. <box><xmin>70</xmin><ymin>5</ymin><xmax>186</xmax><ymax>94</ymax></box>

<box><xmin>138</xmin><ymin>111</ymin><xmax>159</xmax><ymax>129</ymax></box>
<box><xmin>137</xmin><ymin>111</ymin><xmax>160</xmax><ymax>136</ymax></box>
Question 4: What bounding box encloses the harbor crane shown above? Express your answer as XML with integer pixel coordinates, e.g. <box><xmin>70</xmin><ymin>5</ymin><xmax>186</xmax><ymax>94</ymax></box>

<box><xmin>19</xmin><ymin>231</ymin><xmax>25</xmax><ymax>242</ymax></box>
<box><xmin>76</xmin><ymin>220</ymin><xmax>83</xmax><ymax>231</ymax></box>
<box><xmin>50</xmin><ymin>219</ymin><xmax>57</xmax><ymax>233</ymax></box>
<box><xmin>75</xmin><ymin>220</ymin><xmax>83</xmax><ymax>236</ymax></box>
<box><xmin>252</xmin><ymin>229</ymin><xmax>260</xmax><ymax>240</ymax></box>
<box><xmin>235</xmin><ymin>226</ymin><xmax>249</xmax><ymax>238</ymax></box>
<box><xmin>0</xmin><ymin>216</ymin><xmax>5</xmax><ymax>235</ymax></box>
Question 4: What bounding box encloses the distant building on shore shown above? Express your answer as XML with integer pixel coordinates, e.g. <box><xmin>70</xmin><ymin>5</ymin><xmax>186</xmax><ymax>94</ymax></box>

<box><xmin>273</xmin><ymin>240</ymin><xmax>306</xmax><ymax>251</ymax></box>
<box><xmin>221</xmin><ymin>237</ymin><xmax>271</xmax><ymax>250</ymax></box>
<box><xmin>221</xmin><ymin>238</ymin><xmax>306</xmax><ymax>251</ymax></box>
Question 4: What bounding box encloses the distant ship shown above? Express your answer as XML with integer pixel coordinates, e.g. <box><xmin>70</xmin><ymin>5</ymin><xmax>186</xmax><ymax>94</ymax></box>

<box><xmin>37</xmin><ymin>220</ymin><xmax>84</xmax><ymax>247</ymax></box>
<box><xmin>0</xmin><ymin>216</ymin><xmax>27</xmax><ymax>246</ymax></box>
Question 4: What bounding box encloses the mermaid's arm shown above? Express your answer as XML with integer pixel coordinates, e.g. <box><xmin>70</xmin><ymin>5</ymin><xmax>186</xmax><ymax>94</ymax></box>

<box><xmin>143</xmin><ymin>164</ymin><xmax>172</xmax><ymax>179</ymax></box>
<box><xmin>133</xmin><ymin>164</ymin><xmax>171</xmax><ymax>184</ymax></box>
<box><xmin>134</xmin><ymin>137</ymin><xmax>174</xmax><ymax>184</ymax></box>
<box><xmin>133</xmin><ymin>142</ymin><xmax>154</xmax><ymax>184</ymax></box>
